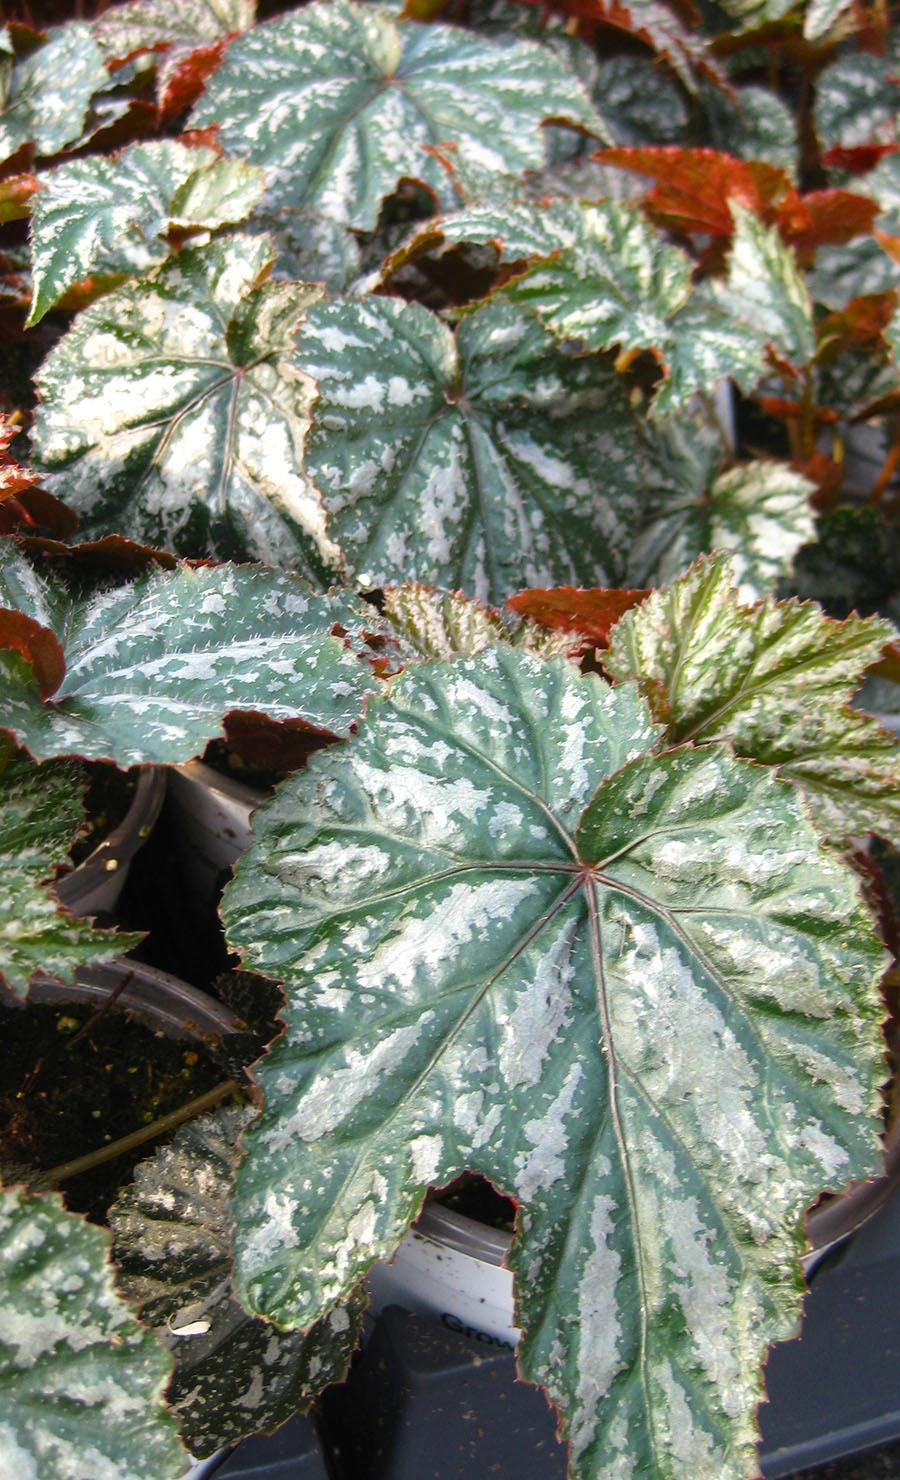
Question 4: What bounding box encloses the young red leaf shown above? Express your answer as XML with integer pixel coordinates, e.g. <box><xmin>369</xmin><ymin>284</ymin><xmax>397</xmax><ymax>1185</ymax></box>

<box><xmin>595</xmin><ymin>146</ymin><xmax>792</xmax><ymax>237</ymax></box>
<box><xmin>0</xmin><ymin>609</ymin><xmax>65</xmax><ymax>699</ymax></box>
<box><xmin>0</xmin><ymin>173</ymin><xmax>38</xmax><ymax>223</ymax></box>
<box><xmin>816</xmin><ymin>290</ymin><xmax>898</xmax><ymax>362</ymax></box>
<box><xmin>507</xmin><ymin>586</ymin><xmax>650</xmax><ymax>645</ymax></box>
<box><xmin>822</xmin><ymin>144</ymin><xmax>900</xmax><ymax>173</ymax></box>
<box><xmin>787</xmin><ymin>190</ymin><xmax>880</xmax><ymax>253</ymax></box>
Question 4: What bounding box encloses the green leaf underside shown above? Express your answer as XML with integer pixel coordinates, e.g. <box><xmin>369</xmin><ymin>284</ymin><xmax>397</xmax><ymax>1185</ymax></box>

<box><xmin>0</xmin><ymin>549</ymin><xmax>382</xmax><ymax>765</ymax></box>
<box><xmin>605</xmin><ymin>554</ymin><xmax>900</xmax><ymax>846</ymax></box>
<box><xmin>109</xmin><ymin>1107</ymin><xmax>364</xmax><ymax>1457</ymax></box>
<box><xmin>637</xmin><ymin>430</ymin><xmax>815</xmax><ymax>600</ymax></box>
<box><xmin>0</xmin><ymin>753</ymin><xmax>138</xmax><ymax>998</ymax></box>
<box><xmin>381</xmin><ymin>584</ymin><xmax>577</xmax><ymax>661</ymax></box>
<box><xmin>298</xmin><ymin>296</ymin><xmax>652</xmax><ymax>603</ymax></box>
<box><xmin>394</xmin><ymin>200</ymin><xmax>812</xmax><ymax>410</ymax></box>
<box><xmin>188</xmin><ymin>0</ymin><xmax>605</xmax><ymax>232</ymax></box>
<box><xmin>222</xmin><ymin>648</ymin><xmax>885</xmax><ymax>1480</ymax></box>
<box><xmin>32</xmin><ymin>235</ymin><xmax>338</xmax><ymax>574</ymax></box>
<box><xmin>0</xmin><ymin>1186</ymin><xmax>185</xmax><ymax>1480</ymax></box>
<box><xmin>28</xmin><ymin>143</ymin><xmax>266</xmax><ymax>325</ymax></box>
<box><xmin>0</xmin><ymin>24</ymin><xmax>108</xmax><ymax>164</ymax></box>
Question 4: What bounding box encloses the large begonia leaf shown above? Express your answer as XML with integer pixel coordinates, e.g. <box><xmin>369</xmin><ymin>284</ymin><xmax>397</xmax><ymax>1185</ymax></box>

<box><xmin>605</xmin><ymin>553</ymin><xmax>900</xmax><ymax>845</ymax></box>
<box><xmin>95</xmin><ymin>0</ymin><xmax>255</xmax><ymax>115</ymax></box>
<box><xmin>0</xmin><ymin>547</ymin><xmax>382</xmax><ymax>765</ymax></box>
<box><xmin>188</xmin><ymin>0</ymin><xmax>605</xmax><ymax>232</ymax></box>
<box><xmin>221</xmin><ymin>648</ymin><xmax>886</xmax><ymax>1480</ymax></box>
<box><xmin>28</xmin><ymin>141</ymin><xmax>266</xmax><ymax>325</ymax></box>
<box><xmin>32</xmin><ymin>235</ymin><xmax>338</xmax><ymax>574</ymax></box>
<box><xmin>0</xmin><ymin>24</ymin><xmax>109</xmax><ymax>165</ymax></box>
<box><xmin>636</xmin><ymin>427</ymin><xmax>815</xmax><ymax>599</ymax></box>
<box><xmin>297</xmin><ymin>296</ymin><xmax>651</xmax><ymax>602</ymax></box>
<box><xmin>380</xmin><ymin>584</ymin><xmax>577</xmax><ymax>661</ymax></box>
<box><xmin>0</xmin><ymin>752</ymin><xmax>140</xmax><ymax>999</ymax></box>
<box><xmin>0</xmin><ymin>1185</ymin><xmax>185</xmax><ymax>1479</ymax></box>
<box><xmin>110</xmin><ymin>1107</ymin><xmax>364</xmax><ymax>1457</ymax></box>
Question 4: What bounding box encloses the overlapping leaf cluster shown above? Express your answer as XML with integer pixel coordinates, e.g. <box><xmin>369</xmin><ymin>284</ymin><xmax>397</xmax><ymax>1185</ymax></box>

<box><xmin>0</xmin><ymin>0</ymin><xmax>897</xmax><ymax>1476</ymax></box>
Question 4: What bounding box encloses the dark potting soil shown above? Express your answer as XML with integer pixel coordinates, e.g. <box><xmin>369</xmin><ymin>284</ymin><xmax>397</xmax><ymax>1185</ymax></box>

<box><xmin>436</xmin><ymin>1172</ymin><xmax>516</xmax><ymax>1234</ymax></box>
<box><xmin>0</xmin><ymin>997</ymin><xmax>225</xmax><ymax>1221</ymax></box>
<box><xmin>67</xmin><ymin>763</ymin><xmax>138</xmax><ymax>867</ymax></box>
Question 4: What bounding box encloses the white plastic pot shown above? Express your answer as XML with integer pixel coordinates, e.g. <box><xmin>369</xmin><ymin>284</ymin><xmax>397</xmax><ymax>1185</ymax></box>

<box><xmin>367</xmin><ymin>1202</ymin><xmax>518</xmax><ymax>1350</ymax></box>
<box><xmin>166</xmin><ymin>761</ymin><xmax>266</xmax><ymax>902</ymax></box>
<box><xmin>55</xmin><ymin>768</ymin><xmax>165</xmax><ymax>918</ymax></box>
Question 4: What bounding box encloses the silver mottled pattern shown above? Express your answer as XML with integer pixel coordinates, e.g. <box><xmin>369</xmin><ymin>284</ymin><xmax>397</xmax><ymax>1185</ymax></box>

<box><xmin>32</xmin><ymin>235</ymin><xmax>337</xmax><ymax>572</ymax></box>
<box><xmin>0</xmin><ymin>1187</ymin><xmax>185</xmax><ymax>1480</ymax></box>
<box><xmin>110</xmin><ymin>1107</ymin><xmax>363</xmax><ymax>1456</ymax></box>
<box><xmin>0</xmin><ymin>548</ymin><xmax>382</xmax><ymax>764</ymax></box>
<box><xmin>298</xmin><ymin>295</ymin><xmax>652</xmax><ymax>602</ymax></box>
<box><xmin>221</xmin><ymin>648</ymin><xmax>885</xmax><ymax>1480</ymax></box>
<box><xmin>28</xmin><ymin>141</ymin><xmax>265</xmax><ymax>325</ymax></box>
<box><xmin>189</xmin><ymin>0</ymin><xmax>606</xmax><ymax>230</ymax></box>
<box><xmin>0</xmin><ymin>753</ymin><xmax>138</xmax><ymax>999</ymax></box>
<box><xmin>606</xmin><ymin>552</ymin><xmax>900</xmax><ymax>845</ymax></box>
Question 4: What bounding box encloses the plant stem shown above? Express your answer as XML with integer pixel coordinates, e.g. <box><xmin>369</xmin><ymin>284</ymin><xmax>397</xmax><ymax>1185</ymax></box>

<box><xmin>38</xmin><ymin>1080</ymin><xmax>243</xmax><ymax>1187</ymax></box>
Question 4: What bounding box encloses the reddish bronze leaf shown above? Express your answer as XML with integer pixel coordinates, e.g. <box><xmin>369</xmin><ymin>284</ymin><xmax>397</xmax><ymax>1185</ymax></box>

<box><xmin>821</xmin><ymin>144</ymin><xmax>900</xmax><ymax>173</ymax></box>
<box><xmin>788</xmin><ymin>190</ymin><xmax>880</xmax><ymax>253</ymax></box>
<box><xmin>507</xmin><ymin>585</ymin><xmax>650</xmax><ymax>645</ymax></box>
<box><xmin>159</xmin><ymin>37</ymin><xmax>232</xmax><ymax>120</ymax></box>
<box><xmin>0</xmin><ymin>173</ymin><xmax>38</xmax><ymax>223</ymax></box>
<box><xmin>0</xmin><ymin>610</ymin><xmax>65</xmax><ymax>699</ymax></box>
<box><xmin>595</xmin><ymin>146</ymin><xmax>791</xmax><ymax>237</ymax></box>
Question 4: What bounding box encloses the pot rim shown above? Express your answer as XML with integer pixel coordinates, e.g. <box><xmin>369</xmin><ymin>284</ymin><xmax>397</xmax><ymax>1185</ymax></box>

<box><xmin>55</xmin><ymin>768</ymin><xmax>166</xmax><ymax>911</ymax></box>
<box><xmin>173</xmin><ymin>759</ymin><xmax>268</xmax><ymax>812</ymax></box>
<box><xmin>21</xmin><ymin>958</ymin><xmax>246</xmax><ymax>1044</ymax></box>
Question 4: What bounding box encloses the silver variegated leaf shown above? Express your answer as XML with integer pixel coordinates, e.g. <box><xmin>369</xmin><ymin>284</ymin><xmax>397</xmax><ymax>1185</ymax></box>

<box><xmin>605</xmin><ymin>552</ymin><xmax>900</xmax><ymax>845</ymax></box>
<box><xmin>391</xmin><ymin>200</ymin><xmax>812</xmax><ymax>410</ymax></box>
<box><xmin>247</xmin><ymin>209</ymin><xmax>362</xmax><ymax>294</ymax></box>
<box><xmin>32</xmin><ymin>235</ymin><xmax>337</xmax><ymax>574</ymax></box>
<box><xmin>814</xmin><ymin>49</ymin><xmax>900</xmax><ymax>151</ymax></box>
<box><xmin>96</xmin><ymin>0</ymin><xmax>254</xmax><ymax>58</ymax></box>
<box><xmin>593</xmin><ymin>57</ymin><xmax>689</xmax><ymax>147</ymax></box>
<box><xmin>189</xmin><ymin>0</ymin><xmax>605</xmax><ymax>232</ymax></box>
<box><xmin>0</xmin><ymin>23</ymin><xmax>109</xmax><ymax>164</ymax></box>
<box><xmin>28</xmin><ymin>141</ymin><xmax>266</xmax><ymax>325</ymax></box>
<box><xmin>804</xmin><ymin>0</ymin><xmax>855</xmax><ymax>39</ymax></box>
<box><xmin>0</xmin><ymin>1185</ymin><xmax>186</xmax><ymax>1479</ymax></box>
<box><xmin>297</xmin><ymin>296</ymin><xmax>651</xmax><ymax>602</ymax></box>
<box><xmin>636</xmin><ymin>424</ymin><xmax>815</xmax><ymax>599</ymax></box>
<box><xmin>0</xmin><ymin>548</ymin><xmax>382</xmax><ymax>765</ymax></box>
<box><xmin>712</xmin><ymin>202</ymin><xmax>815</xmax><ymax>369</ymax></box>
<box><xmin>714</xmin><ymin>0</ymin><xmax>795</xmax><ymax>30</ymax></box>
<box><xmin>811</xmin><ymin>235</ymin><xmax>900</xmax><ymax>310</ymax></box>
<box><xmin>0</xmin><ymin>752</ymin><xmax>140</xmax><ymax>999</ymax></box>
<box><xmin>95</xmin><ymin>0</ymin><xmax>255</xmax><ymax>110</ymax></box>
<box><xmin>380</xmin><ymin>584</ymin><xmax>577</xmax><ymax>661</ymax></box>
<box><xmin>109</xmin><ymin>1107</ymin><xmax>364</xmax><ymax>1457</ymax></box>
<box><xmin>698</xmin><ymin>82</ymin><xmax>798</xmax><ymax>180</ymax></box>
<box><xmin>478</xmin><ymin>200</ymin><xmax>695</xmax><ymax>360</ymax></box>
<box><xmin>221</xmin><ymin>648</ymin><xmax>885</xmax><ymax>1480</ymax></box>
